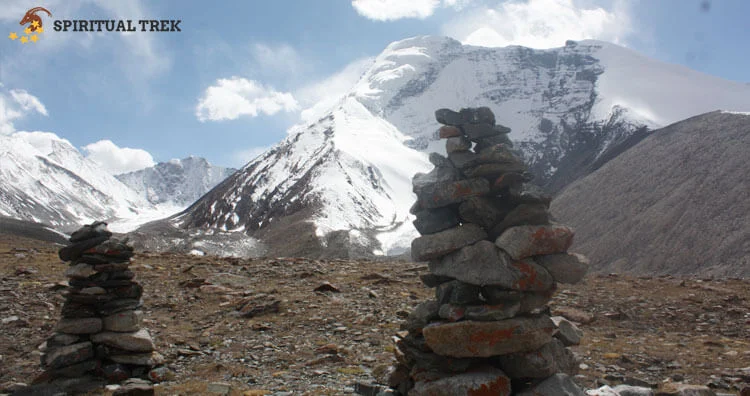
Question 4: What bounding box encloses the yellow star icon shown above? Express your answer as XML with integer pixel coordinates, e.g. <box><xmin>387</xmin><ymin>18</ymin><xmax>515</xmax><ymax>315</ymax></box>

<box><xmin>31</xmin><ymin>20</ymin><xmax>40</xmax><ymax>28</ymax></box>
<box><xmin>20</xmin><ymin>36</ymin><xmax>28</xmax><ymax>43</ymax></box>
<box><xmin>8</xmin><ymin>32</ymin><xmax>18</xmax><ymax>40</ymax></box>
<box><xmin>36</xmin><ymin>27</ymin><xmax>44</xmax><ymax>34</ymax></box>
<box><xmin>30</xmin><ymin>35</ymin><xmax>38</xmax><ymax>43</ymax></box>
<box><xmin>24</xmin><ymin>27</ymin><xmax>32</xmax><ymax>34</ymax></box>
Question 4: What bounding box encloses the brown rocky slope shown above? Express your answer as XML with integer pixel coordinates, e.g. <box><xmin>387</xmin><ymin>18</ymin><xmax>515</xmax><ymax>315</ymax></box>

<box><xmin>551</xmin><ymin>111</ymin><xmax>750</xmax><ymax>277</ymax></box>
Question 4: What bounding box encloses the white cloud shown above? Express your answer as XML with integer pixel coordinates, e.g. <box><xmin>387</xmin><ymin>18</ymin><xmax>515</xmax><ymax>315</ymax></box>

<box><xmin>443</xmin><ymin>0</ymin><xmax>632</xmax><ymax>49</ymax></box>
<box><xmin>195</xmin><ymin>77</ymin><xmax>299</xmax><ymax>122</ymax></box>
<box><xmin>82</xmin><ymin>139</ymin><xmax>155</xmax><ymax>175</ymax></box>
<box><xmin>251</xmin><ymin>43</ymin><xmax>306</xmax><ymax>78</ymax></box>
<box><xmin>0</xmin><ymin>86</ymin><xmax>48</xmax><ymax>135</ymax></box>
<box><xmin>352</xmin><ymin>0</ymin><xmax>442</xmax><ymax>21</ymax></box>
<box><xmin>295</xmin><ymin>57</ymin><xmax>375</xmax><ymax>123</ymax></box>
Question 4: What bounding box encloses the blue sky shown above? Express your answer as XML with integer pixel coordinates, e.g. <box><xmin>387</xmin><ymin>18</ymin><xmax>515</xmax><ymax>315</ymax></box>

<box><xmin>0</xmin><ymin>0</ymin><xmax>748</xmax><ymax>173</ymax></box>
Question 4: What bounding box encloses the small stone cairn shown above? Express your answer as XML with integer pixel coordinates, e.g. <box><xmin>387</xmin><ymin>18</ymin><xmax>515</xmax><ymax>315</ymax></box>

<box><xmin>389</xmin><ymin>107</ymin><xmax>590</xmax><ymax>395</ymax></box>
<box><xmin>37</xmin><ymin>221</ymin><xmax>160</xmax><ymax>394</ymax></box>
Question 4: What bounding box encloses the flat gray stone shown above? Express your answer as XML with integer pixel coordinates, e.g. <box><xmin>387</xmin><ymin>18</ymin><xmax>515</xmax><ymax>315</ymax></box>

<box><xmin>103</xmin><ymin>310</ymin><xmax>143</xmax><ymax>332</ymax></box>
<box><xmin>460</xmin><ymin>107</ymin><xmax>495</xmax><ymax>125</ymax></box>
<box><xmin>489</xmin><ymin>203</ymin><xmax>550</xmax><ymax>239</ymax></box>
<box><xmin>64</xmin><ymin>264</ymin><xmax>95</xmax><ymax>279</ymax></box>
<box><xmin>551</xmin><ymin>315</ymin><xmax>584</xmax><ymax>346</ymax></box>
<box><xmin>439</xmin><ymin>301</ymin><xmax>520</xmax><ymax>322</ymax></box>
<box><xmin>418</xmin><ymin>178</ymin><xmax>490</xmax><ymax>209</ymax></box>
<box><xmin>448</xmin><ymin>150</ymin><xmax>479</xmax><ymax>169</ymax></box>
<box><xmin>91</xmin><ymin>329</ymin><xmax>155</xmax><ymax>352</ymax></box>
<box><xmin>435</xmin><ymin>108</ymin><xmax>464</xmax><ymax>126</ymax></box>
<box><xmin>435</xmin><ymin>280</ymin><xmax>482</xmax><ymax>305</ymax></box>
<box><xmin>55</xmin><ymin>317</ymin><xmax>102</xmax><ymax>334</ymax></box>
<box><xmin>429</xmin><ymin>241</ymin><xmax>554</xmax><ymax>290</ymax></box>
<box><xmin>412</xmin><ymin>166</ymin><xmax>460</xmax><ymax>194</ymax></box>
<box><xmin>464</xmin><ymin>162</ymin><xmax>527</xmax><ymax>179</ymax></box>
<box><xmin>497</xmin><ymin>339</ymin><xmax>577</xmax><ymax>378</ymax></box>
<box><xmin>461</xmin><ymin>123</ymin><xmax>499</xmax><ymax>140</ymax></box>
<box><xmin>517</xmin><ymin>373</ymin><xmax>585</xmax><ymax>396</ymax></box>
<box><xmin>495</xmin><ymin>224</ymin><xmax>575</xmax><ymax>260</ymax></box>
<box><xmin>482</xmin><ymin>287</ymin><xmax>554</xmax><ymax>313</ymax></box>
<box><xmin>411</xmin><ymin>224</ymin><xmax>487</xmax><ymax>262</ymax></box>
<box><xmin>405</xmin><ymin>300</ymin><xmax>440</xmax><ymax>333</ymax></box>
<box><xmin>43</xmin><ymin>342</ymin><xmax>94</xmax><ymax>369</ymax></box>
<box><xmin>422</xmin><ymin>315</ymin><xmax>554</xmax><ymax>358</ymax></box>
<box><xmin>411</xmin><ymin>366</ymin><xmax>511</xmax><ymax>396</ymax></box>
<box><xmin>613</xmin><ymin>385</ymin><xmax>655</xmax><ymax>396</ymax></box>
<box><xmin>109</xmin><ymin>351</ymin><xmax>165</xmax><ymax>366</ymax></box>
<box><xmin>413</xmin><ymin>207</ymin><xmax>460</xmax><ymax>235</ymax></box>
<box><xmin>536</xmin><ymin>253</ymin><xmax>589</xmax><ymax>284</ymax></box>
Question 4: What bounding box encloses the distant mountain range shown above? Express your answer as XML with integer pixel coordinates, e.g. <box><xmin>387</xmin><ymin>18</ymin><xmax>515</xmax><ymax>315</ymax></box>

<box><xmin>159</xmin><ymin>36</ymin><xmax>750</xmax><ymax>257</ymax></box>
<box><xmin>551</xmin><ymin>111</ymin><xmax>750</xmax><ymax>277</ymax></box>
<box><xmin>0</xmin><ymin>131</ymin><xmax>232</xmax><ymax>232</ymax></box>
<box><xmin>116</xmin><ymin>157</ymin><xmax>235</xmax><ymax>207</ymax></box>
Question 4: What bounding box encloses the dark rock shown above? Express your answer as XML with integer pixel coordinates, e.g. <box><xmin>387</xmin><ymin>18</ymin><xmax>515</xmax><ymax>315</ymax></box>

<box><xmin>489</xmin><ymin>203</ymin><xmax>550</xmax><ymax>239</ymax></box>
<box><xmin>419</xmin><ymin>273</ymin><xmax>454</xmax><ymax>287</ymax></box>
<box><xmin>411</xmin><ymin>224</ymin><xmax>487</xmax><ymax>262</ymax></box>
<box><xmin>460</xmin><ymin>107</ymin><xmax>495</xmax><ymax>125</ymax></box>
<box><xmin>410</xmin><ymin>366</ymin><xmax>511</xmax><ymax>396</ymax></box>
<box><xmin>110</xmin><ymin>283</ymin><xmax>143</xmax><ymax>299</ymax></box>
<box><xmin>448</xmin><ymin>150</ymin><xmax>479</xmax><ymax>169</ymax></box>
<box><xmin>405</xmin><ymin>300</ymin><xmax>440</xmax><ymax>333</ymax></box>
<box><xmin>58</xmin><ymin>236</ymin><xmax>109</xmax><ymax>262</ymax></box>
<box><xmin>422</xmin><ymin>315</ymin><xmax>554</xmax><ymax>358</ymax></box>
<box><xmin>445</xmin><ymin>136</ymin><xmax>472</xmax><ymax>153</ymax></box>
<box><xmin>435</xmin><ymin>280</ymin><xmax>482</xmax><ymax>305</ymax></box>
<box><xmin>413</xmin><ymin>207</ymin><xmax>460</xmax><ymax>235</ymax></box>
<box><xmin>428</xmin><ymin>152</ymin><xmax>452</xmax><ymax>168</ymax></box>
<box><xmin>110</xmin><ymin>351</ymin><xmax>164</xmax><ymax>366</ymax></box>
<box><xmin>458</xmin><ymin>197</ymin><xmax>506</xmax><ymax>230</ymax></box>
<box><xmin>438</xmin><ymin>125</ymin><xmax>462</xmax><ymax>138</ymax></box>
<box><xmin>90</xmin><ymin>329</ymin><xmax>155</xmax><ymax>352</ymax></box>
<box><xmin>461</xmin><ymin>123</ymin><xmax>500</xmax><ymax>140</ymax></box>
<box><xmin>429</xmin><ymin>241</ymin><xmax>554</xmax><ymax>291</ymax></box>
<box><xmin>43</xmin><ymin>342</ymin><xmax>94</xmax><ymax>369</ymax></box>
<box><xmin>435</xmin><ymin>109</ymin><xmax>465</xmax><ymax>126</ymax></box>
<box><xmin>97</xmin><ymin>299</ymin><xmax>142</xmax><ymax>316</ymax></box>
<box><xmin>418</xmin><ymin>178</ymin><xmax>490</xmax><ymax>209</ymax></box>
<box><xmin>55</xmin><ymin>317</ymin><xmax>102</xmax><ymax>334</ymax></box>
<box><xmin>481</xmin><ymin>287</ymin><xmax>554</xmax><ymax>313</ymax></box>
<box><xmin>64</xmin><ymin>264</ymin><xmax>95</xmax><ymax>279</ymax></box>
<box><xmin>61</xmin><ymin>302</ymin><xmax>98</xmax><ymax>318</ymax></box>
<box><xmin>101</xmin><ymin>363</ymin><xmax>130</xmax><ymax>383</ymax></box>
<box><xmin>69</xmin><ymin>221</ymin><xmax>111</xmax><ymax>243</ymax></box>
<box><xmin>463</xmin><ymin>302</ymin><xmax>520</xmax><ymax>321</ymax></box>
<box><xmin>464</xmin><ymin>162</ymin><xmax>527</xmax><ymax>179</ymax></box>
<box><xmin>535</xmin><ymin>253</ymin><xmax>589</xmax><ymax>284</ymax></box>
<box><xmin>412</xmin><ymin>166</ymin><xmax>461</xmax><ymax>194</ymax></box>
<box><xmin>495</xmin><ymin>225</ymin><xmax>575</xmax><ymax>260</ymax></box>
<box><xmin>491</xmin><ymin>172</ymin><xmax>529</xmax><ymax>192</ymax></box>
<box><xmin>476</xmin><ymin>144</ymin><xmax>519</xmax><ymax>164</ymax></box>
<box><xmin>47</xmin><ymin>359</ymin><xmax>97</xmax><ymax>378</ymax></box>
<box><xmin>496</xmin><ymin>339</ymin><xmax>577</xmax><ymax>379</ymax></box>
<box><xmin>474</xmin><ymin>133</ymin><xmax>513</xmax><ymax>151</ymax></box>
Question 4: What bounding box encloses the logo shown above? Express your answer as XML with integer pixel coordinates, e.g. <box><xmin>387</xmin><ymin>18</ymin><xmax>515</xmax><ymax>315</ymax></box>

<box><xmin>9</xmin><ymin>6</ymin><xmax>51</xmax><ymax>44</ymax></box>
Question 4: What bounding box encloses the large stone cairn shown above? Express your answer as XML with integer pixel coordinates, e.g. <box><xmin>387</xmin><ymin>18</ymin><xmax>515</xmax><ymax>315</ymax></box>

<box><xmin>38</xmin><ymin>221</ymin><xmax>160</xmax><ymax>393</ymax></box>
<box><xmin>390</xmin><ymin>107</ymin><xmax>590</xmax><ymax>395</ymax></box>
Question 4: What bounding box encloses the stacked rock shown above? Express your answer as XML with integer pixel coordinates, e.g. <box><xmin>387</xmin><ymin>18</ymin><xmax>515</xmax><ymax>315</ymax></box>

<box><xmin>390</xmin><ymin>107</ymin><xmax>590</xmax><ymax>395</ymax></box>
<box><xmin>38</xmin><ymin>221</ymin><xmax>160</xmax><ymax>393</ymax></box>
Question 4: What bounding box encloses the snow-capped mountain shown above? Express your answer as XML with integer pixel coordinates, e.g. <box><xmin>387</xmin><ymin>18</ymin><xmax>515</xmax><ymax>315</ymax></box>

<box><xmin>116</xmin><ymin>156</ymin><xmax>235</xmax><ymax>207</ymax></box>
<box><xmin>168</xmin><ymin>37</ymin><xmax>750</xmax><ymax>257</ymax></box>
<box><xmin>0</xmin><ymin>132</ymin><xmax>154</xmax><ymax>231</ymax></box>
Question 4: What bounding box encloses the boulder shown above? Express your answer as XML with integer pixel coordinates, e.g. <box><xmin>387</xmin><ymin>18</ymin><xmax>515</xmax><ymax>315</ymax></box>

<box><xmin>411</xmin><ymin>224</ymin><xmax>487</xmax><ymax>262</ymax></box>
<box><xmin>517</xmin><ymin>373</ymin><xmax>585</xmax><ymax>396</ymax></box>
<box><xmin>495</xmin><ymin>225</ymin><xmax>575</xmax><ymax>260</ymax></box>
<box><xmin>410</xmin><ymin>367</ymin><xmax>511</xmax><ymax>396</ymax></box>
<box><xmin>496</xmin><ymin>339</ymin><xmax>577</xmax><ymax>378</ymax></box>
<box><xmin>535</xmin><ymin>253</ymin><xmax>589</xmax><ymax>284</ymax></box>
<box><xmin>413</xmin><ymin>208</ymin><xmax>460</xmax><ymax>235</ymax></box>
<box><xmin>422</xmin><ymin>315</ymin><xmax>554</xmax><ymax>358</ymax></box>
<box><xmin>418</xmin><ymin>178</ymin><xmax>490</xmax><ymax>209</ymax></box>
<box><xmin>551</xmin><ymin>316</ymin><xmax>584</xmax><ymax>346</ymax></box>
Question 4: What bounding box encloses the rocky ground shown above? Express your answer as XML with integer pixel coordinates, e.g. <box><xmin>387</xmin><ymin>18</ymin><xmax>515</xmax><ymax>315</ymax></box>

<box><xmin>1</xmin><ymin>234</ymin><xmax>748</xmax><ymax>395</ymax></box>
